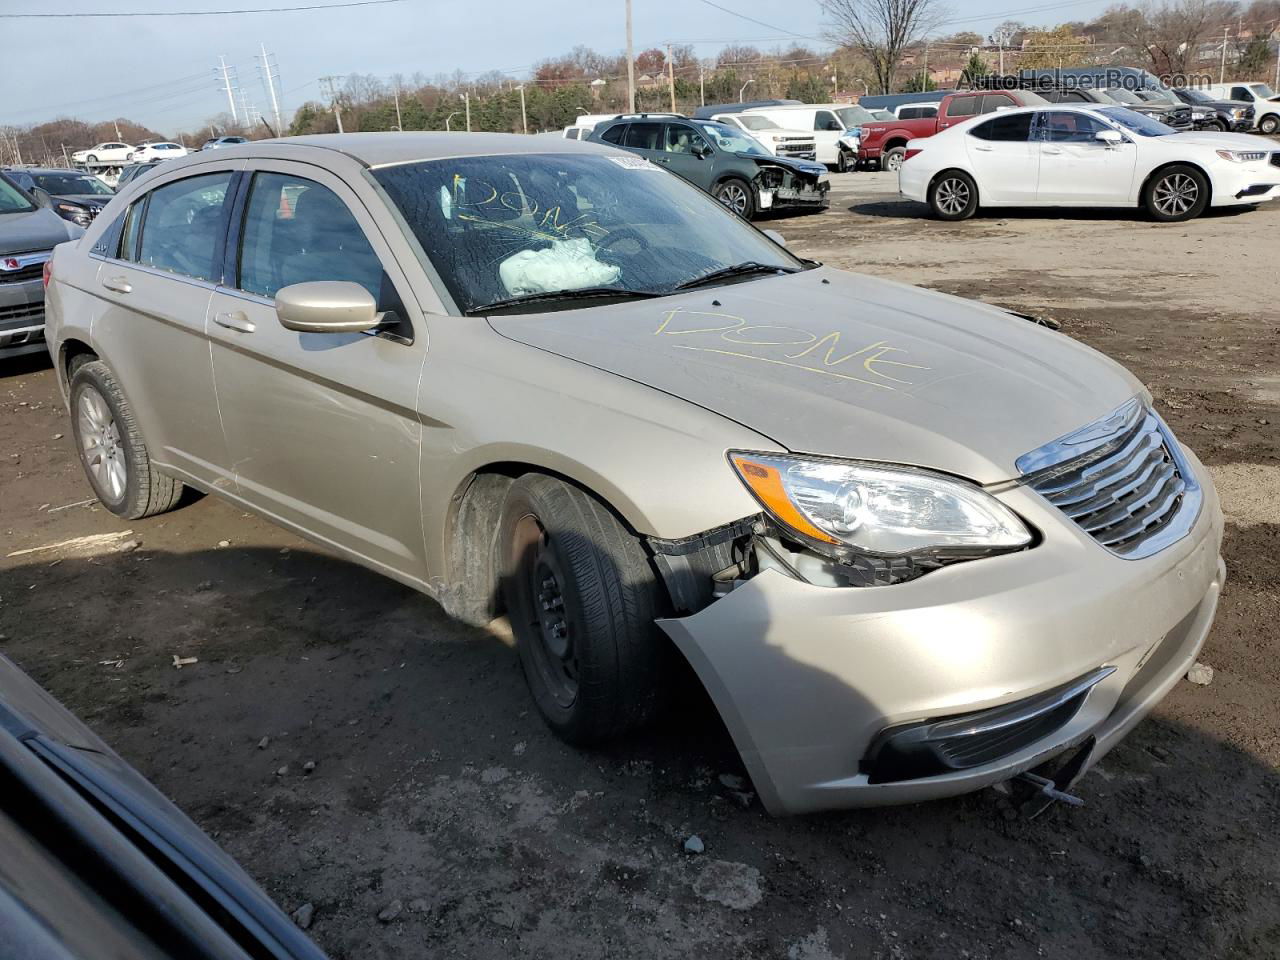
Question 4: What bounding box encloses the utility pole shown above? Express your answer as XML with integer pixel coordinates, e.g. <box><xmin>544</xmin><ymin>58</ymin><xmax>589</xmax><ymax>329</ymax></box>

<box><xmin>666</xmin><ymin>44</ymin><xmax>676</xmax><ymax>113</ymax></box>
<box><xmin>258</xmin><ymin>43</ymin><xmax>283</xmax><ymax>137</ymax></box>
<box><xmin>921</xmin><ymin>43</ymin><xmax>929</xmax><ymax>90</ymax></box>
<box><xmin>61</xmin><ymin>143</ymin><xmax>69</xmax><ymax>166</ymax></box>
<box><xmin>463</xmin><ymin>92</ymin><xmax>471</xmax><ymax>131</ymax></box>
<box><xmin>393</xmin><ymin>84</ymin><xmax>403</xmax><ymax>130</ymax></box>
<box><xmin>518</xmin><ymin>85</ymin><xmax>528</xmax><ymax>134</ymax></box>
<box><xmin>699</xmin><ymin>66</ymin><xmax>705</xmax><ymax>106</ymax></box>
<box><xmin>831</xmin><ymin>62</ymin><xmax>838</xmax><ymax>96</ymax></box>
<box><xmin>320</xmin><ymin>76</ymin><xmax>345</xmax><ymax>133</ymax></box>
<box><xmin>219</xmin><ymin>55</ymin><xmax>239</xmax><ymax>124</ymax></box>
<box><xmin>992</xmin><ymin>27</ymin><xmax>1013</xmax><ymax>77</ymax></box>
<box><xmin>625</xmin><ymin>0</ymin><xmax>636</xmax><ymax>112</ymax></box>
<box><xmin>1219</xmin><ymin>26</ymin><xmax>1230</xmax><ymax>83</ymax></box>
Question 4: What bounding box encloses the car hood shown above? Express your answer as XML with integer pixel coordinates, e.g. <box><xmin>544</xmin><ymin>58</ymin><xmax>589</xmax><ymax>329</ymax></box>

<box><xmin>487</xmin><ymin>267</ymin><xmax>1143</xmax><ymax>483</ymax></box>
<box><xmin>57</xmin><ymin>193</ymin><xmax>112</xmax><ymax>207</ymax></box>
<box><xmin>1167</xmin><ymin>131</ymin><xmax>1278</xmax><ymax>150</ymax></box>
<box><xmin>746</xmin><ymin>153</ymin><xmax>827</xmax><ymax>179</ymax></box>
<box><xmin>0</xmin><ymin>207</ymin><xmax>77</xmax><ymax>254</ymax></box>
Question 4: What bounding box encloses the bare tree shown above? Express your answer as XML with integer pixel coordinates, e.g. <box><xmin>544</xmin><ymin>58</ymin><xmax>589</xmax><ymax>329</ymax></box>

<box><xmin>822</xmin><ymin>0</ymin><xmax>947</xmax><ymax>94</ymax></box>
<box><xmin>1122</xmin><ymin>0</ymin><xmax>1234</xmax><ymax>76</ymax></box>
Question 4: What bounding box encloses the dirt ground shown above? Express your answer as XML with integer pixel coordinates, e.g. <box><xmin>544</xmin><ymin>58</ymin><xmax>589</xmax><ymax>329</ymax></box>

<box><xmin>2</xmin><ymin>172</ymin><xmax>1278</xmax><ymax>960</ymax></box>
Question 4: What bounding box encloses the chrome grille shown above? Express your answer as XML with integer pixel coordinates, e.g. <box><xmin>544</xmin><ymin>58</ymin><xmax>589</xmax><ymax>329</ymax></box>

<box><xmin>1018</xmin><ymin>399</ymin><xmax>1202</xmax><ymax>559</ymax></box>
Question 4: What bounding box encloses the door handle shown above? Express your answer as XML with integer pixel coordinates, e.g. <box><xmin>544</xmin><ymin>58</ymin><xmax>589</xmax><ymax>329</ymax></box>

<box><xmin>101</xmin><ymin>275</ymin><xmax>132</xmax><ymax>294</ymax></box>
<box><xmin>213</xmin><ymin>310</ymin><xmax>255</xmax><ymax>333</ymax></box>
<box><xmin>1042</xmin><ymin>147</ymin><xmax>1063</xmax><ymax>155</ymax></box>
<box><xmin>973</xmin><ymin>145</ymin><xmax>993</xmax><ymax>152</ymax></box>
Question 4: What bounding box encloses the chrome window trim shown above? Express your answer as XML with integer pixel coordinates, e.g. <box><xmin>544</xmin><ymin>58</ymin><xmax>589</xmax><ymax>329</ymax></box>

<box><xmin>86</xmin><ymin>252</ymin><xmax>217</xmax><ymax>291</ymax></box>
<box><xmin>1017</xmin><ymin>398</ymin><xmax>1203</xmax><ymax>560</ymax></box>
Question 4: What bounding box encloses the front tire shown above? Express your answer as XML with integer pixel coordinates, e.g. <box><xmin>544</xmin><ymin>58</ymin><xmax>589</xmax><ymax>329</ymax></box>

<box><xmin>1143</xmin><ymin>164</ymin><xmax>1209</xmax><ymax>222</ymax></box>
<box><xmin>499</xmin><ymin>475</ymin><xmax>666</xmax><ymax>744</ymax></box>
<box><xmin>836</xmin><ymin>148</ymin><xmax>853</xmax><ymax>173</ymax></box>
<box><xmin>69</xmin><ymin>360</ymin><xmax>184</xmax><ymax>520</ymax></box>
<box><xmin>1259</xmin><ymin>114</ymin><xmax>1279</xmax><ymax>135</ymax></box>
<box><xmin>928</xmin><ymin>170</ymin><xmax>978</xmax><ymax>221</ymax></box>
<box><xmin>86</xmin><ymin>154</ymin><xmax>98</xmax><ymax>163</ymax></box>
<box><xmin>713</xmin><ymin>177</ymin><xmax>755</xmax><ymax>219</ymax></box>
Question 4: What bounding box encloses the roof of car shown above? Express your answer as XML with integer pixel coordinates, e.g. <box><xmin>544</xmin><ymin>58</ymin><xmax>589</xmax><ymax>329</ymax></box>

<box><xmin>4</xmin><ymin>167</ymin><xmax>89</xmax><ymax>175</ymax></box>
<box><xmin>252</xmin><ymin>132</ymin><xmax>619</xmax><ymax>168</ymax></box>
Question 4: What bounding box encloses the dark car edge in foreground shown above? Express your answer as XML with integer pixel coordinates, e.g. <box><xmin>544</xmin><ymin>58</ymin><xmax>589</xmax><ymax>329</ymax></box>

<box><xmin>0</xmin><ymin>652</ymin><xmax>327</xmax><ymax>960</ymax></box>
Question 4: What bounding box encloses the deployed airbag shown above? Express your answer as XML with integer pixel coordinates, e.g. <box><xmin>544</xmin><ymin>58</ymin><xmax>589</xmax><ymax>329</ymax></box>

<box><xmin>499</xmin><ymin>238</ymin><xmax>620</xmax><ymax>296</ymax></box>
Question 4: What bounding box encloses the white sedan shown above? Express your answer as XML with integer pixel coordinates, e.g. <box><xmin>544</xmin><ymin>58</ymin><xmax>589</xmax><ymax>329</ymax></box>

<box><xmin>127</xmin><ymin>142</ymin><xmax>189</xmax><ymax>162</ymax></box>
<box><xmin>70</xmin><ymin>142</ymin><xmax>134</xmax><ymax>165</ymax></box>
<box><xmin>898</xmin><ymin>104</ymin><xmax>1280</xmax><ymax>223</ymax></box>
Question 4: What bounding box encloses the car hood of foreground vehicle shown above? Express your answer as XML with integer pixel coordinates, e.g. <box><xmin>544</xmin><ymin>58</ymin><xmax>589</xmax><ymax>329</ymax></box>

<box><xmin>1166</xmin><ymin>131</ymin><xmax>1279</xmax><ymax>151</ymax></box>
<box><xmin>488</xmin><ymin>267</ymin><xmax>1143</xmax><ymax>484</ymax></box>
<box><xmin>0</xmin><ymin>207</ymin><xmax>81</xmax><ymax>254</ymax></box>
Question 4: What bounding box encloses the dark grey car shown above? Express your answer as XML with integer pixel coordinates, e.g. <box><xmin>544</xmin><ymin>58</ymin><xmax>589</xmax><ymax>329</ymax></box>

<box><xmin>0</xmin><ymin>172</ymin><xmax>81</xmax><ymax>359</ymax></box>
<box><xmin>589</xmin><ymin>115</ymin><xmax>829</xmax><ymax>219</ymax></box>
<box><xmin>4</xmin><ymin>167</ymin><xmax>115</xmax><ymax>228</ymax></box>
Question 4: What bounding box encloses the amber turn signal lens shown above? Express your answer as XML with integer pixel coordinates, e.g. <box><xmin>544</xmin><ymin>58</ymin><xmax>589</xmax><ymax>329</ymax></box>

<box><xmin>730</xmin><ymin>453</ymin><xmax>842</xmax><ymax>546</ymax></box>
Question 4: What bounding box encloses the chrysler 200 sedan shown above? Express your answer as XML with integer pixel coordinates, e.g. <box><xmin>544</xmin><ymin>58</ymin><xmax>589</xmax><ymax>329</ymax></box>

<box><xmin>43</xmin><ymin>133</ymin><xmax>1224</xmax><ymax>815</ymax></box>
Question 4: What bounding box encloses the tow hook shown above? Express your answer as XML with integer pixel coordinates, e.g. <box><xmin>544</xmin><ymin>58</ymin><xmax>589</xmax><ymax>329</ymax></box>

<box><xmin>1016</xmin><ymin>772</ymin><xmax>1085</xmax><ymax>815</ymax></box>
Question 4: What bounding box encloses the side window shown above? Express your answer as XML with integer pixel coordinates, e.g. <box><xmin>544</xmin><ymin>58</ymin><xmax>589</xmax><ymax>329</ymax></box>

<box><xmin>237</xmin><ymin>172</ymin><xmax>384</xmax><ymax>302</ymax></box>
<box><xmin>814</xmin><ymin>110</ymin><xmax>841</xmax><ymax>131</ymax></box>
<box><xmin>945</xmin><ymin>96</ymin><xmax>979</xmax><ymax>118</ymax></box>
<box><xmin>136</xmin><ymin>171</ymin><xmax>232</xmax><ymax>282</ymax></box>
<box><xmin>600</xmin><ymin>123</ymin><xmax>627</xmax><ymax>144</ymax></box>
<box><xmin>117</xmin><ymin>200</ymin><xmax>145</xmax><ymax>260</ymax></box>
<box><xmin>969</xmin><ymin>112</ymin><xmax>1033</xmax><ymax>142</ymax></box>
<box><xmin>1043</xmin><ymin>111</ymin><xmax>1108</xmax><ymax>142</ymax></box>
<box><xmin>1229</xmin><ymin>86</ymin><xmax>1252</xmax><ymax>101</ymax></box>
<box><xmin>665</xmin><ymin>124</ymin><xmax>709</xmax><ymax>153</ymax></box>
<box><xmin>979</xmin><ymin>94</ymin><xmax>1015</xmax><ymax>114</ymax></box>
<box><xmin>622</xmin><ymin>122</ymin><xmax>664</xmax><ymax>150</ymax></box>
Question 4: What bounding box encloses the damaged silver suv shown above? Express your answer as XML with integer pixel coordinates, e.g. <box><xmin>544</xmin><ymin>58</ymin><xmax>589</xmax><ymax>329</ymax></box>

<box><xmin>44</xmin><ymin>133</ymin><xmax>1223</xmax><ymax>815</ymax></box>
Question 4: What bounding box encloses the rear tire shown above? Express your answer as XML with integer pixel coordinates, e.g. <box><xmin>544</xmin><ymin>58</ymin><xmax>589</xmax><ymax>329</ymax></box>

<box><xmin>69</xmin><ymin>360</ymin><xmax>184</xmax><ymax>520</ymax></box>
<box><xmin>928</xmin><ymin>170</ymin><xmax>978</xmax><ymax>221</ymax></box>
<box><xmin>883</xmin><ymin>147</ymin><xmax>906</xmax><ymax>173</ymax></box>
<box><xmin>1143</xmin><ymin>164</ymin><xmax>1209</xmax><ymax>222</ymax></box>
<box><xmin>86</xmin><ymin>154</ymin><xmax>98</xmax><ymax>163</ymax></box>
<box><xmin>499</xmin><ymin>475</ymin><xmax>666</xmax><ymax>745</ymax></box>
<box><xmin>713</xmin><ymin>177</ymin><xmax>756</xmax><ymax>219</ymax></box>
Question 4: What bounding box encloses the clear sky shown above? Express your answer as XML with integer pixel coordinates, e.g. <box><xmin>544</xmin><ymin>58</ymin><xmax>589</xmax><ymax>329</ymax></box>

<box><xmin>2</xmin><ymin>0</ymin><xmax>1120</xmax><ymax>132</ymax></box>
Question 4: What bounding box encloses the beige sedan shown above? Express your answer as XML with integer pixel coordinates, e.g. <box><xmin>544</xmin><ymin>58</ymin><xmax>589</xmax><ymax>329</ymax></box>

<box><xmin>44</xmin><ymin>134</ymin><xmax>1223</xmax><ymax>815</ymax></box>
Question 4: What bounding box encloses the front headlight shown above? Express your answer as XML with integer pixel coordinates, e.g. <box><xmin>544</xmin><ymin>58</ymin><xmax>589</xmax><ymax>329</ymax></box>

<box><xmin>1216</xmin><ymin>149</ymin><xmax>1268</xmax><ymax>163</ymax></box>
<box><xmin>1232</xmin><ymin>108</ymin><xmax>1246</xmax><ymax>118</ymax></box>
<box><xmin>729</xmin><ymin>452</ymin><xmax>1031</xmax><ymax>558</ymax></box>
<box><xmin>55</xmin><ymin>202</ymin><xmax>92</xmax><ymax>226</ymax></box>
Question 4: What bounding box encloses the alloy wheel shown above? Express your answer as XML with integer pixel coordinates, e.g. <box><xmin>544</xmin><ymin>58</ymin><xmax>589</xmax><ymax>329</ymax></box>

<box><xmin>1153</xmin><ymin>173</ymin><xmax>1199</xmax><ymax>217</ymax></box>
<box><xmin>717</xmin><ymin>182</ymin><xmax>749</xmax><ymax>215</ymax></box>
<box><xmin>886</xmin><ymin>152</ymin><xmax>903</xmax><ymax>173</ymax></box>
<box><xmin>77</xmin><ymin>386</ymin><xmax>127</xmax><ymax>502</ymax></box>
<box><xmin>935</xmin><ymin>177</ymin><xmax>971</xmax><ymax>216</ymax></box>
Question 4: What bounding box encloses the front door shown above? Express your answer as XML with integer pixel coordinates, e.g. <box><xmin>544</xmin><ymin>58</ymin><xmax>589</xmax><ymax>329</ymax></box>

<box><xmin>660</xmin><ymin>123</ymin><xmax>716</xmax><ymax>189</ymax></box>
<box><xmin>90</xmin><ymin>167</ymin><xmax>238</xmax><ymax>488</ymax></box>
<box><xmin>1035</xmin><ymin>112</ymin><xmax>1137</xmax><ymax>204</ymax></box>
<box><xmin>205</xmin><ymin>163</ymin><xmax>429</xmax><ymax>582</ymax></box>
<box><xmin>964</xmin><ymin>111</ymin><xmax>1038</xmax><ymax>203</ymax></box>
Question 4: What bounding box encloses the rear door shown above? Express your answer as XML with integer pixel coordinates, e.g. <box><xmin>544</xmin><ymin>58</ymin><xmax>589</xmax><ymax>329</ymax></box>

<box><xmin>937</xmin><ymin>95</ymin><xmax>979</xmax><ymax>132</ymax></box>
<box><xmin>205</xmin><ymin>163</ymin><xmax>428</xmax><ymax>581</ymax></box>
<box><xmin>1035</xmin><ymin>111</ymin><xmax>1136</xmax><ymax>204</ymax></box>
<box><xmin>964</xmin><ymin>111</ymin><xmax>1037</xmax><ymax>203</ymax></box>
<box><xmin>620</xmin><ymin>121</ymin><xmax>666</xmax><ymax>163</ymax></box>
<box><xmin>90</xmin><ymin>166</ymin><xmax>239</xmax><ymax>487</ymax></box>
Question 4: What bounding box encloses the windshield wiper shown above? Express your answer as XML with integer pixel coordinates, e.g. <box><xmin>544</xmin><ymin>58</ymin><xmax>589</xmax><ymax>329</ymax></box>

<box><xmin>673</xmin><ymin>261</ymin><xmax>800</xmax><ymax>291</ymax></box>
<box><xmin>466</xmin><ymin>286</ymin><xmax>664</xmax><ymax>316</ymax></box>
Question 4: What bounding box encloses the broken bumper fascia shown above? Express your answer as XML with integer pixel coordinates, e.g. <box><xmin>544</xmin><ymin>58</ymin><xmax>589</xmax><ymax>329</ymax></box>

<box><xmin>657</xmin><ymin>452</ymin><xmax>1224</xmax><ymax>816</ymax></box>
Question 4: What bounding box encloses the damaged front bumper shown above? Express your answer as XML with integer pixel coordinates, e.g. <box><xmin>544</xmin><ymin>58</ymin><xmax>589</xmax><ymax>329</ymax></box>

<box><xmin>655</xmin><ymin>454</ymin><xmax>1224</xmax><ymax>816</ymax></box>
<box><xmin>755</xmin><ymin>168</ymin><xmax>830</xmax><ymax>213</ymax></box>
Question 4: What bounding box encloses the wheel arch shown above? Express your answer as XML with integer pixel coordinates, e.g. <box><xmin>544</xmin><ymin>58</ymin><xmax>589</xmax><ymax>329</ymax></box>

<box><xmin>1140</xmin><ymin>160</ymin><xmax>1213</xmax><ymax>208</ymax></box>
<box><xmin>57</xmin><ymin>337</ymin><xmax>99</xmax><ymax>398</ymax></box>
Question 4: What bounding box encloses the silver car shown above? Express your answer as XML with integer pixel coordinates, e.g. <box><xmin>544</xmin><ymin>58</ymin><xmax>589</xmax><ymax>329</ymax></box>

<box><xmin>43</xmin><ymin>134</ymin><xmax>1224</xmax><ymax>815</ymax></box>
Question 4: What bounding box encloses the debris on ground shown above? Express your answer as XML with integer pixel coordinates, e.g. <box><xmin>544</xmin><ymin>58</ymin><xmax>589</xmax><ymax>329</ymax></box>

<box><xmin>303</xmin><ymin>760</ymin><xmax>316</xmax><ymax>774</ymax></box>
<box><xmin>171</xmin><ymin>655</ymin><xmax>198</xmax><ymax>669</ymax></box>
<box><xmin>7</xmin><ymin>529</ymin><xmax>135</xmax><ymax>559</ymax></box>
<box><xmin>290</xmin><ymin>903</ymin><xmax>314</xmax><ymax>929</ymax></box>
<box><xmin>684</xmin><ymin>835</ymin><xmax>706</xmax><ymax>855</ymax></box>
<box><xmin>257</xmin><ymin>736</ymin><xmax>270</xmax><ymax>750</ymax></box>
<box><xmin>692</xmin><ymin>859</ymin><xmax>763</xmax><ymax>911</ymax></box>
<box><xmin>377</xmin><ymin>899</ymin><xmax>403</xmax><ymax>923</ymax></box>
<box><xmin>1187</xmin><ymin>662</ymin><xmax>1215</xmax><ymax>685</ymax></box>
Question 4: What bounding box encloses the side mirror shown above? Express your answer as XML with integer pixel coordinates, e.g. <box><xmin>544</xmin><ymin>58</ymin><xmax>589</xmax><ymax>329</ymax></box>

<box><xmin>763</xmin><ymin>229</ymin><xmax>787</xmax><ymax>247</ymax></box>
<box><xmin>276</xmin><ymin>281</ymin><xmax>379</xmax><ymax>333</ymax></box>
<box><xmin>33</xmin><ymin>189</ymin><xmax>52</xmax><ymax>208</ymax></box>
<box><xmin>692</xmin><ymin>142</ymin><xmax>710</xmax><ymax>158</ymax></box>
<box><xmin>1095</xmin><ymin>129</ymin><xmax>1124</xmax><ymax>146</ymax></box>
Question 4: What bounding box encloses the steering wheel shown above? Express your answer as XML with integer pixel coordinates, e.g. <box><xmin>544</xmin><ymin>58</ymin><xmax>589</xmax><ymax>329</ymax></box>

<box><xmin>593</xmin><ymin>227</ymin><xmax>649</xmax><ymax>257</ymax></box>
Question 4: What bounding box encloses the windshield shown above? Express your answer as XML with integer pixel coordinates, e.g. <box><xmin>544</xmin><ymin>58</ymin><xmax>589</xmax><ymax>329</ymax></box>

<box><xmin>1105</xmin><ymin>88</ymin><xmax>1144</xmax><ymax>105</ymax></box>
<box><xmin>32</xmin><ymin>173</ymin><xmax>114</xmax><ymax>196</ymax></box>
<box><xmin>1252</xmin><ymin>83</ymin><xmax>1277</xmax><ymax>99</ymax></box>
<box><xmin>1136</xmin><ymin>90</ymin><xmax>1174</xmax><ymax>104</ymax></box>
<box><xmin>835</xmin><ymin>106</ymin><xmax>876</xmax><ymax>127</ymax></box>
<box><xmin>1179</xmin><ymin>88</ymin><xmax>1214</xmax><ymax>104</ymax></box>
<box><xmin>0</xmin><ymin>175</ymin><xmax>36</xmax><ymax>213</ymax></box>
<box><xmin>737</xmin><ymin>115</ymin><xmax>779</xmax><ymax>131</ymax></box>
<box><xmin>1098</xmin><ymin>106</ymin><xmax>1177</xmax><ymax>136</ymax></box>
<box><xmin>697</xmin><ymin>121</ymin><xmax>771</xmax><ymax>156</ymax></box>
<box><xmin>372</xmin><ymin>153</ymin><xmax>800</xmax><ymax>314</ymax></box>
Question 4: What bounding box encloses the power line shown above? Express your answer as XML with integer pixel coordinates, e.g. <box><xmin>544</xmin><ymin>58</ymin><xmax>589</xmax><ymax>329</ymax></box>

<box><xmin>692</xmin><ymin>0</ymin><xmax>816</xmax><ymax>40</ymax></box>
<box><xmin>0</xmin><ymin>0</ymin><xmax>403</xmax><ymax>18</ymax></box>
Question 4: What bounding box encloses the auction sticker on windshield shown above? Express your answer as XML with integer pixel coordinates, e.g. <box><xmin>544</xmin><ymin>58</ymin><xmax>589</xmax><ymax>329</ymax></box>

<box><xmin>608</xmin><ymin>156</ymin><xmax>659</xmax><ymax>170</ymax></box>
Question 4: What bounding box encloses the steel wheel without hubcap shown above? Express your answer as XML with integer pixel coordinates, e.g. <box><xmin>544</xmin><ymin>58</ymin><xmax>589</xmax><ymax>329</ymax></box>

<box><xmin>716</xmin><ymin>181</ymin><xmax>750</xmax><ymax>216</ymax></box>
<box><xmin>935</xmin><ymin>177</ymin><xmax>971</xmax><ymax>216</ymax></box>
<box><xmin>512</xmin><ymin>514</ymin><xmax>580</xmax><ymax>709</ymax></box>
<box><xmin>77</xmin><ymin>385</ymin><xmax>127</xmax><ymax>503</ymax></box>
<box><xmin>1152</xmin><ymin>173</ymin><xmax>1199</xmax><ymax>218</ymax></box>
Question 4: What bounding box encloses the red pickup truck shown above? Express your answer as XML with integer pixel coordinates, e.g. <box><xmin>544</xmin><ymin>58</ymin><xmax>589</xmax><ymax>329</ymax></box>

<box><xmin>857</xmin><ymin>90</ymin><xmax>1049</xmax><ymax>172</ymax></box>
